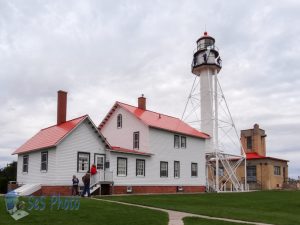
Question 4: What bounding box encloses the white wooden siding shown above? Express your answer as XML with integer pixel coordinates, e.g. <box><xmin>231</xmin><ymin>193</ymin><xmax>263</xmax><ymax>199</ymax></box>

<box><xmin>111</xmin><ymin>128</ymin><xmax>206</xmax><ymax>186</ymax></box>
<box><xmin>55</xmin><ymin>120</ymin><xmax>107</xmax><ymax>185</ymax></box>
<box><xmin>101</xmin><ymin>106</ymin><xmax>150</xmax><ymax>152</ymax></box>
<box><xmin>17</xmin><ymin>119</ymin><xmax>107</xmax><ymax>186</ymax></box>
<box><xmin>109</xmin><ymin>152</ymin><xmax>149</xmax><ymax>185</ymax></box>
<box><xmin>148</xmin><ymin>128</ymin><xmax>206</xmax><ymax>185</ymax></box>
<box><xmin>17</xmin><ymin>147</ymin><xmax>57</xmax><ymax>185</ymax></box>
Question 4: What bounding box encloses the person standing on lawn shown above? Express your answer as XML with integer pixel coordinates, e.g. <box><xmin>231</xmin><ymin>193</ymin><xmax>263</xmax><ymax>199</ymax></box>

<box><xmin>90</xmin><ymin>164</ymin><xmax>97</xmax><ymax>186</ymax></box>
<box><xmin>72</xmin><ymin>175</ymin><xmax>79</xmax><ymax>196</ymax></box>
<box><xmin>81</xmin><ymin>171</ymin><xmax>91</xmax><ymax>197</ymax></box>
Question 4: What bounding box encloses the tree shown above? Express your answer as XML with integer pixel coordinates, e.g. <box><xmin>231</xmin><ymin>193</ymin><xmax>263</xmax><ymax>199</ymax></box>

<box><xmin>0</xmin><ymin>161</ymin><xmax>17</xmax><ymax>193</ymax></box>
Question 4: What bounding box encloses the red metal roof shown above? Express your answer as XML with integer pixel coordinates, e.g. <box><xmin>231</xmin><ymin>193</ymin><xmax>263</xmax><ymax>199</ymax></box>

<box><xmin>110</xmin><ymin>146</ymin><xmax>152</xmax><ymax>156</ymax></box>
<box><xmin>246</xmin><ymin>152</ymin><xmax>288</xmax><ymax>162</ymax></box>
<box><xmin>99</xmin><ymin>102</ymin><xmax>209</xmax><ymax>139</ymax></box>
<box><xmin>246</xmin><ymin>152</ymin><xmax>266</xmax><ymax>159</ymax></box>
<box><xmin>13</xmin><ymin>115</ymin><xmax>88</xmax><ymax>155</ymax></box>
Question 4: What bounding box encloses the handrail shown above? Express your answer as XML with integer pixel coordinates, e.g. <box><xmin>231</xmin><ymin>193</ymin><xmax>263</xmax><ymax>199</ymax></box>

<box><xmin>91</xmin><ymin>171</ymin><xmax>113</xmax><ymax>187</ymax></box>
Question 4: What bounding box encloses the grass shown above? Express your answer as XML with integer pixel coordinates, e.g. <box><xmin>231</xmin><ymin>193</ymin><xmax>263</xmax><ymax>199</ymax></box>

<box><xmin>183</xmin><ymin>217</ymin><xmax>254</xmax><ymax>225</ymax></box>
<box><xmin>101</xmin><ymin>191</ymin><xmax>300</xmax><ymax>225</ymax></box>
<box><xmin>0</xmin><ymin>196</ymin><xmax>168</xmax><ymax>225</ymax></box>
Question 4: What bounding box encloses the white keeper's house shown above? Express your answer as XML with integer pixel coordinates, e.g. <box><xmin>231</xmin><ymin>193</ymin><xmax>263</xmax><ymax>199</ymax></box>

<box><xmin>12</xmin><ymin>91</ymin><xmax>209</xmax><ymax>195</ymax></box>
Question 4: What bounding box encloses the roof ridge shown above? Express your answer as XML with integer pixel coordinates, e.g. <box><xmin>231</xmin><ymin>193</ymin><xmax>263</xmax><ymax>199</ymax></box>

<box><xmin>117</xmin><ymin>101</ymin><xmax>209</xmax><ymax>139</ymax></box>
<box><xmin>117</xmin><ymin>101</ymin><xmax>181</xmax><ymax>120</ymax></box>
<box><xmin>41</xmin><ymin>115</ymin><xmax>88</xmax><ymax>131</ymax></box>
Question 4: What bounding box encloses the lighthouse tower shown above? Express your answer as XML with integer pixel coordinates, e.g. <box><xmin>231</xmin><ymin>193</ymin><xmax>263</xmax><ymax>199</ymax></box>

<box><xmin>183</xmin><ymin>32</ymin><xmax>246</xmax><ymax>192</ymax></box>
<box><xmin>192</xmin><ymin>31</ymin><xmax>221</xmax><ymax>143</ymax></box>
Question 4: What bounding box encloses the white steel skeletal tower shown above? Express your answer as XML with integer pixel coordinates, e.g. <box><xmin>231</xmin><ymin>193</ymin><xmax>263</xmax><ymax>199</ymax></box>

<box><xmin>182</xmin><ymin>32</ymin><xmax>247</xmax><ymax>192</ymax></box>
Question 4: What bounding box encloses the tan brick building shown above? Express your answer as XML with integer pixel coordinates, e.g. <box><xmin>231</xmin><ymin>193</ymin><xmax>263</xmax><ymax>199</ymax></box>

<box><xmin>237</xmin><ymin>124</ymin><xmax>289</xmax><ymax>190</ymax></box>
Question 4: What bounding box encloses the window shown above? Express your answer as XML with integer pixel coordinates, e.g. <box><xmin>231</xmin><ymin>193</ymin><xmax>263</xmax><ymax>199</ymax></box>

<box><xmin>274</xmin><ymin>166</ymin><xmax>281</xmax><ymax>176</ymax></box>
<box><xmin>247</xmin><ymin>136</ymin><xmax>252</xmax><ymax>149</ymax></box>
<box><xmin>41</xmin><ymin>152</ymin><xmax>48</xmax><ymax>172</ymax></box>
<box><xmin>136</xmin><ymin>159</ymin><xmax>145</xmax><ymax>176</ymax></box>
<box><xmin>247</xmin><ymin>166</ymin><xmax>257</xmax><ymax>182</ymax></box>
<box><xmin>191</xmin><ymin>163</ymin><xmax>198</xmax><ymax>177</ymax></box>
<box><xmin>219</xmin><ymin>167</ymin><xmax>224</xmax><ymax>177</ymax></box>
<box><xmin>181</xmin><ymin>136</ymin><xmax>186</xmax><ymax>148</ymax></box>
<box><xmin>160</xmin><ymin>161</ymin><xmax>168</xmax><ymax>177</ymax></box>
<box><xmin>117</xmin><ymin>114</ymin><xmax>122</xmax><ymax>128</ymax></box>
<box><xmin>174</xmin><ymin>135</ymin><xmax>180</xmax><ymax>148</ymax></box>
<box><xmin>174</xmin><ymin>161</ymin><xmax>180</xmax><ymax>178</ymax></box>
<box><xmin>213</xmin><ymin>168</ymin><xmax>224</xmax><ymax>176</ymax></box>
<box><xmin>77</xmin><ymin>152</ymin><xmax>90</xmax><ymax>172</ymax></box>
<box><xmin>95</xmin><ymin>154</ymin><xmax>104</xmax><ymax>170</ymax></box>
<box><xmin>23</xmin><ymin>155</ymin><xmax>29</xmax><ymax>173</ymax></box>
<box><xmin>174</xmin><ymin>135</ymin><xmax>187</xmax><ymax>149</ymax></box>
<box><xmin>133</xmin><ymin>132</ymin><xmax>139</xmax><ymax>149</ymax></box>
<box><xmin>117</xmin><ymin>157</ymin><xmax>127</xmax><ymax>176</ymax></box>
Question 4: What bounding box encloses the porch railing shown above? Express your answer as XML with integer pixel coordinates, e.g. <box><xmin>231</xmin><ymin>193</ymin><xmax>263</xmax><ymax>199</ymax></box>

<box><xmin>92</xmin><ymin>171</ymin><xmax>113</xmax><ymax>186</ymax></box>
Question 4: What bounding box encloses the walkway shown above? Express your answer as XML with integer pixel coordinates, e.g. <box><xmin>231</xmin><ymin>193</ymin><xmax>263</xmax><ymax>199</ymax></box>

<box><xmin>91</xmin><ymin>198</ymin><xmax>274</xmax><ymax>225</ymax></box>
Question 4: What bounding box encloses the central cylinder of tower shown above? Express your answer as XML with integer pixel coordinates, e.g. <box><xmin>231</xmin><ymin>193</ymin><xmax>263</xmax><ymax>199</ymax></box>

<box><xmin>200</xmin><ymin>68</ymin><xmax>215</xmax><ymax>136</ymax></box>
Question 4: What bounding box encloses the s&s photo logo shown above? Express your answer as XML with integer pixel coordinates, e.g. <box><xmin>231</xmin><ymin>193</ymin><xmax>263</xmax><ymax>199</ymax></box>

<box><xmin>4</xmin><ymin>191</ymin><xmax>29</xmax><ymax>221</ymax></box>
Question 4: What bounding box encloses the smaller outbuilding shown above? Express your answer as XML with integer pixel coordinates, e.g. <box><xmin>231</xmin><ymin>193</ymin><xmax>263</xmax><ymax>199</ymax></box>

<box><xmin>237</xmin><ymin>124</ymin><xmax>289</xmax><ymax>190</ymax></box>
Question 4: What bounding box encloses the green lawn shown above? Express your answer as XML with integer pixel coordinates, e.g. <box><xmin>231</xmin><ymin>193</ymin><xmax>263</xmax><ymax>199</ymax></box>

<box><xmin>101</xmin><ymin>191</ymin><xmax>300</xmax><ymax>225</ymax></box>
<box><xmin>0</xmin><ymin>197</ymin><xmax>168</xmax><ymax>225</ymax></box>
<box><xmin>183</xmin><ymin>217</ymin><xmax>254</xmax><ymax>225</ymax></box>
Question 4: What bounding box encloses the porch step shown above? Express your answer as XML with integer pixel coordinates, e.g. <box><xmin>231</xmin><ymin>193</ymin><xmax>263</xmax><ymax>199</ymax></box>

<box><xmin>90</xmin><ymin>184</ymin><xmax>101</xmax><ymax>194</ymax></box>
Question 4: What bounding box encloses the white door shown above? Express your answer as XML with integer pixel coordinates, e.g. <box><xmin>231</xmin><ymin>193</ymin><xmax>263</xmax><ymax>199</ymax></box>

<box><xmin>95</xmin><ymin>155</ymin><xmax>105</xmax><ymax>180</ymax></box>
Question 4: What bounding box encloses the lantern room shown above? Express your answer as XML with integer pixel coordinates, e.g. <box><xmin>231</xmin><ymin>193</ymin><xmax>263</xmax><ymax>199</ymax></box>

<box><xmin>191</xmin><ymin>32</ymin><xmax>222</xmax><ymax>75</ymax></box>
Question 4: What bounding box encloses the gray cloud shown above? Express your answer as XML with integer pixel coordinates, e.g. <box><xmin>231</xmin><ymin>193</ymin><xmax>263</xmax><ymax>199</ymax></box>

<box><xmin>0</xmin><ymin>0</ymin><xmax>299</xmax><ymax>177</ymax></box>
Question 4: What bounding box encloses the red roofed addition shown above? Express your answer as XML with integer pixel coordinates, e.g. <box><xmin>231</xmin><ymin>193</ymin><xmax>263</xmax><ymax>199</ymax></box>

<box><xmin>13</xmin><ymin>115</ymin><xmax>88</xmax><ymax>155</ymax></box>
<box><xmin>99</xmin><ymin>102</ymin><xmax>209</xmax><ymax>139</ymax></box>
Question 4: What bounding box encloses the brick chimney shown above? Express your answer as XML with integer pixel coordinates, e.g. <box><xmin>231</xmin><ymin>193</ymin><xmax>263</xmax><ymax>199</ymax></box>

<box><xmin>57</xmin><ymin>90</ymin><xmax>67</xmax><ymax>125</ymax></box>
<box><xmin>138</xmin><ymin>94</ymin><xmax>146</xmax><ymax>110</ymax></box>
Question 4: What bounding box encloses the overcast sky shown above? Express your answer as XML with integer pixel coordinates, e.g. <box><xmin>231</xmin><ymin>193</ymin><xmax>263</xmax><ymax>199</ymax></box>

<box><xmin>1</xmin><ymin>0</ymin><xmax>299</xmax><ymax>178</ymax></box>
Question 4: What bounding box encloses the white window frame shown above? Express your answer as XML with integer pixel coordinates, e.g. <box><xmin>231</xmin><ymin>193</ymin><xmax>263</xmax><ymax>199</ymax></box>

<box><xmin>181</xmin><ymin>136</ymin><xmax>187</xmax><ymax>148</ymax></box>
<box><xmin>117</xmin><ymin>114</ymin><xmax>122</xmax><ymax>128</ymax></box>
<box><xmin>136</xmin><ymin>159</ymin><xmax>145</xmax><ymax>177</ymax></box>
<box><xmin>174</xmin><ymin>135</ymin><xmax>180</xmax><ymax>148</ymax></box>
<box><xmin>133</xmin><ymin>131</ymin><xmax>139</xmax><ymax>149</ymax></box>
<box><xmin>174</xmin><ymin>161</ymin><xmax>180</xmax><ymax>178</ymax></box>
<box><xmin>40</xmin><ymin>151</ymin><xmax>48</xmax><ymax>172</ymax></box>
<box><xmin>94</xmin><ymin>154</ymin><xmax>105</xmax><ymax>170</ymax></box>
<box><xmin>117</xmin><ymin>157</ymin><xmax>127</xmax><ymax>176</ymax></box>
<box><xmin>22</xmin><ymin>155</ymin><xmax>29</xmax><ymax>173</ymax></box>
<box><xmin>160</xmin><ymin>161</ymin><xmax>168</xmax><ymax>177</ymax></box>
<box><xmin>77</xmin><ymin>152</ymin><xmax>90</xmax><ymax>173</ymax></box>
<box><xmin>191</xmin><ymin>163</ymin><xmax>198</xmax><ymax>177</ymax></box>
